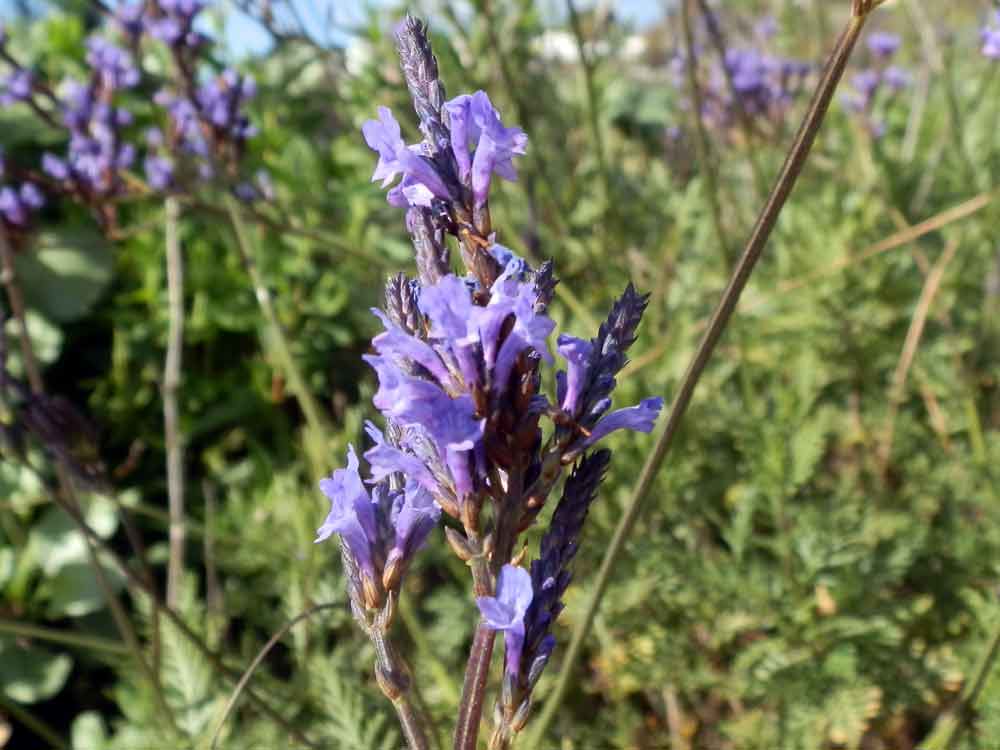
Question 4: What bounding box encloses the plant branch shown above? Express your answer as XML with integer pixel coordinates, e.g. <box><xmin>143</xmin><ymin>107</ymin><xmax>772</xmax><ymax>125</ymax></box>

<box><xmin>223</xmin><ymin>194</ymin><xmax>331</xmax><ymax>465</ymax></box>
<box><xmin>209</xmin><ymin>603</ymin><xmax>338</xmax><ymax>749</ymax></box>
<box><xmin>163</xmin><ymin>195</ymin><xmax>186</xmax><ymax>608</ymax></box>
<box><xmin>527</xmin><ymin>8</ymin><xmax>873</xmax><ymax>745</ymax></box>
<box><xmin>681</xmin><ymin>0</ymin><xmax>731</xmax><ymax>266</ymax></box>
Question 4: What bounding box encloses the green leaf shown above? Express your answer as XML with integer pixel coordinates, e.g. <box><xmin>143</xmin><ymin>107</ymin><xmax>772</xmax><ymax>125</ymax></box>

<box><xmin>29</xmin><ymin>497</ymin><xmax>118</xmax><ymax>577</ymax></box>
<box><xmin>44</xmin><ymin>560</ymin><xmax>125</xmax><ymax>619</ymax></box>
<box><xmin>15</xmin><ymin>228</ymin><xmax>114</xmax><ymax>323</ymax></box>
<box><xmin>72</xmin><ymin>711</ymin><xmax>109</xmax><ymax>750</ymax></box>
<box><xmin>0</xmin><ymin>636</ymin><xmax>73</xmax><ymax>704</ymax></box>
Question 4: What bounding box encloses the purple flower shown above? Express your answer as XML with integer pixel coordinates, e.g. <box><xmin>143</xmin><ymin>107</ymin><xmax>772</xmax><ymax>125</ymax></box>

<box><xmin>555</xmin><ymin>335</ymin><xmax>592</xmax><ymax>415</ymax></box>
<box><xmin>363</xmin><ymin>421</ymin><xmax>442</xmax><ymax>496</ymax></box>
<box><xmin>42</xmin><ymin>153</ymin><xmax>70</xmax><ymax>181</ymax></box>
<box><xmin>1</xmin><ymin>70</ymin><xmax>33</xmax><ymax>105</ymax></box>
<box><xmin>477</xmin><ymin>565</ymin><xmax>533</xmax><ymax>678</ymax></box>
<box><xmin>851</xmin><ymin>70</ymin><xmax>881</xmax><ymax>98</ymax></box>
<box><xmin>445</xmin><ymin>91</ymin><xmax>528</xmax><ymax>207</ymax></box>
<box><xmin>982</xmin><ymin>13</ymin><xmax>1000</xmax><ymax>60</ymax></box>
<box><xmin>316</xmin><ymin>446</ymin><xmax>379</xmax><ymax>576</ymax></box>
<box><xmin>144</xmin><ymin>155</ymin><xmax>174</xmax><ymax>191</ymax></box>
<box><xmin>867</xmin><ymin>32</ymin><xmax>901</xmax><ymax>59</ymax></box>
<box><xmin>362</xmin><ymin>106</ymin><xmax>451</xmax><ymax>208</ymax></box>
<box><xmin>0</xmin><ymin>183</ymin><xmax>41</xmax><ymax>227</ymax></box>
<box><xmin>385</xmin><ymin>480</ymin><xmax>441</xmax><ymax>573</ymax></box>
<box><xmin>19</xmin><ymin>182</ymin><xmax>44</xmax><ymax>209</ymax></box>
<box><xmin>882</xmin><ymin>66</ymin><xmax>911</xmax><ymax>92</ymax></box>
<box><xmin>116</xmin><ymin>3</ymin><xmax>145</xmax><ymax>39</ymax></box>
<box><xmin>86</xmin><ymin>38</ymin><xmax>140</xmax><ymax>90</ymax></box>
<box><xmin>585</xmin><ymin>397</ymin><xmax>664</xmax><ymax>447</ymax></box>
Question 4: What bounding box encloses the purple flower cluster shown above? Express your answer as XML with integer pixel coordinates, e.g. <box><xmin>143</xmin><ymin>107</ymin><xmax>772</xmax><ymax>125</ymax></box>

<box><xmin>842</xmin><ymin>31</ymin><xmax>910</xmax><ymax>138</ymax></box>
<box><xmin>0</xmin><ymin>150</ymin><xmax>44</xmax><ymax>232</ymax></box>
<box><xmin>316</xmin><ymin>18</ymin><xmax>663</xmax><ymax>737</ymax></box>
<box><xmin>670</xmin><ymin>14</ymin><xmax>811</xmax><ymax>138</ymax></box>
<box><xmin>316</xmin><ymin>447</ymin><xmax>441</xmax><ymax>607</ymax></box>
<box><xmin>151</xmin><ymin>69</ymin><xmax>259</xmax><ymax>188</ymax></box>
<box><xmin>42</xmin><ymin>57</ymin><xmax>139</xmax><ymax>199</ymax></box>
<box><xmin>0</xmin><ymin>69</ymin><xmax>32</xmax><ymax>106</ymax></box>
<box><xmin>362</xmin><ymin>88</ymin><xmax>526</xmax><ymax>213</ymax></box>
<box><xmin>983</xmin><ymin>11</ymin><xmax>1000</xmax><ymax>60</ymax></box>
<box><xmin>141</xmin><ymin>0</ymin><xmax>209</xmax><ymax>48</ymax></box>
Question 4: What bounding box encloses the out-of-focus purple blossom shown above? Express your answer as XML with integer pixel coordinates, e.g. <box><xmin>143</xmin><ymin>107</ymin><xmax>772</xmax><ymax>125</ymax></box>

<box><xmin>0</xmin><ymin>181</ymin><xmax>43</xmax><ymax>228</ymax></box>
<box><xmin>115</xmin><ymin>3</ymin><xmax>145</xmax><ymax>40</ymax></box>
<box><xmin>146</xmin><ymin>0</ymin><xmax>206</xmax><ymax>47</ymax></box>
<box><xmin>144</xmin><ymin>155</ymin><xmax>174</xmax><ymax>191</ymax></box>
<box><xmin>843</xmin><ymin>40</ymin><xmax>910</xmax><ymax>139</ymax></box>
<box><xmin>867</xmin><ymin>31</ymin><xmax>901</xmax><ymax>59</ymax></box>
<box><xmin>477</xmin><ymin>565</ymin><xmax>533</xmax><ymax>679</ymax></box>
<box><xmin>0</xmin><ymin>69</ymin><xmax>33</xmax><ymax>105</ymax></box>
<box><xmin>85</xmin><ymin>37</ymin><xmax>140</xmax><ymax>91</ymax></box>
<box><xmin>42</xmin><ymin>153</ymin><xmax>70</xmax><ymax>181</ymax></box>
<box><xmin>882</xmin><ymin>66</ymin><xmax>911</xmax><ymax>92</ymax></box>
<box><xmin>754</xmin><ymin>16</ymin><xmax>777</xmax><ymax>40</ymax></box>
<box><xmin>671</xmin><ymin>28</ymin><xmax>811</xmax><ymax>136</ymax></box>
<box><xmin>19</xmin><ymin>182</ymin><xmax>44</xmax><ymax>209</ymax></box>
<box><xmin>982</xmin><ymin>12</ymin><xmax>1000</xmax><ymax>60</ymax></box>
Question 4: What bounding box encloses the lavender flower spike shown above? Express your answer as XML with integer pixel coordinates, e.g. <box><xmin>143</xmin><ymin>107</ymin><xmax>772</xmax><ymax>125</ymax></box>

<box><xmin>477</xmin><ymin>565</ymin><xmax>533</xmax><ymax>679</ymax></box>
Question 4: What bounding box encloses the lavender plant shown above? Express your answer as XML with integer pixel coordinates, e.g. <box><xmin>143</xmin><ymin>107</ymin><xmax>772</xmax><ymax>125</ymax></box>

<box><xmin>669</xmin><ymin>8</ymin><xmax>812</xmax><ymax>141</ymax></box>
<box><xmin>313</xmin><ymin>16</ymin><xmax>663</xmax><ymax>750</ymax></box>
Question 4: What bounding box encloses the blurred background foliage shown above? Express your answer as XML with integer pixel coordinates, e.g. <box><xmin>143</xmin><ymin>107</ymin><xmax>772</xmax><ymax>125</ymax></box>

<box><xmin>1</xmin><ymin>0</ymin><xmax>999</xmax><ymax>748</ymax></box>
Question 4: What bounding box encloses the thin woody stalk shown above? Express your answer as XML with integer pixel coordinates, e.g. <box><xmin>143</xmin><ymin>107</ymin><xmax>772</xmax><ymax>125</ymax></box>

<box><xmin>222</xmin><ymin>194</ymin><xmax>331</xmax><ymax>463</ymax></box>
<box><xmin>527</xmin><ymin>6</ymin><xmax>877</xmax><ymax>746</ymax></box>
<box><xmin>681</xmin><ymin>0</ymin><xmax>731</xmax><ymax>266</ymax></box>
<box><xmin>163</xmin><ymin>195</ymin><xmax>186</xmax><ymax>608</ymax></box>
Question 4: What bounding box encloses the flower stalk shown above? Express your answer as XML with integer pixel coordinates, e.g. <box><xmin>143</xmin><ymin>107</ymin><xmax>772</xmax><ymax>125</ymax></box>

<box><xmin>163</xmin><ymin>194</ymin><xmax>186</xmax><ymax>608</ymax></box>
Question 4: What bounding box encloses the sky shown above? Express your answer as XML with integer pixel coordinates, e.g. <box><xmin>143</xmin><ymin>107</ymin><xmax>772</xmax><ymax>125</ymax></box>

<box><xmin>221</xmin><ymin>1</ymin><xmax>666</xmax><ymax>57</ymax></box>
<box><xmin>0</xmin><ymin>0</ymin><xmax>666</xmax><ymax>57</ymax></box>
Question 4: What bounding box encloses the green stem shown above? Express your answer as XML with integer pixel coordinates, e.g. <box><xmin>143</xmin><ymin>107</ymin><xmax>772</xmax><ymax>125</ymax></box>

<box><xmin>222</xmin><ymin>194</ymin><xmax>331</xmax><ymax>466</ymax></box>
<box><xmin>565</xmin><ymin>0</ymin><xmax>610</xmax><ymax>200</ymax></box>
<box><xmin>922</xmin><ymin>610</ymin><xmax>1000</xmax><ymax>750</ymax></box>
<box><xmin>526</xmin><ymin>9</ymin><xmax>873</xmax><ymax>746</ymax></box>
<box><xmin>209</xmin><ymin>603</ymin><xmax>339</xmax><ymax>749</ymax></box>
<box><xmin>681</xmin><ymin>0</ymin><xmax>731</xmax><ymax>266</ymax></box>
<box><xmin>0</xmin><ymin>694</ymin><xmax>68</xmax><ymax>750</ymax></box>
<box><xmin>370</xmin><ymin>624</ymin><xmax>432</xmax><ymax>750</ymax></box>
<box><xmin>163</xmin><ymin>195</ymin><xmax>186</xmax><ymax>609</ymax></box>
<box><xmin>0</xmin><ymin>618</ymin><xmax>130</xmax><ymax>655</ymax></box>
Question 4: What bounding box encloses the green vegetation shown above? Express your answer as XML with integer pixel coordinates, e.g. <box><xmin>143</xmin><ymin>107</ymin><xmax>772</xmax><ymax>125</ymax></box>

<box><xmin>1</xmin><ymin>1</ymin><xmax>998</xmax><ymax>748</ymax></box>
